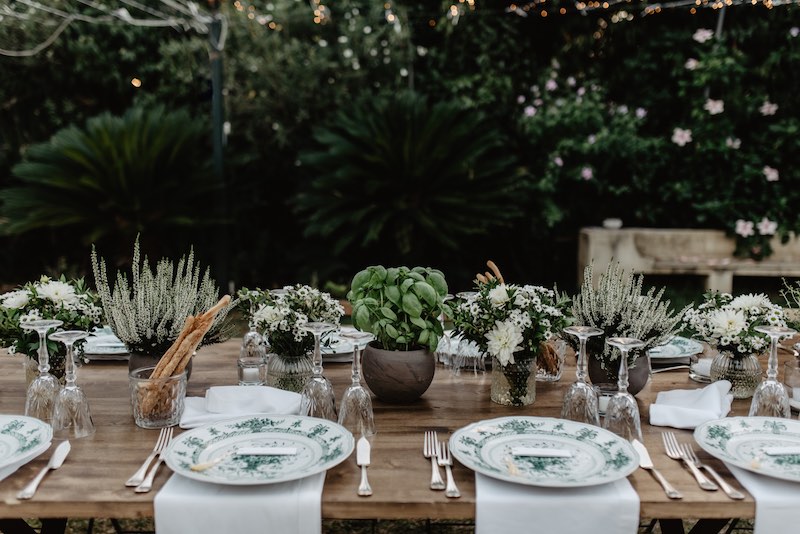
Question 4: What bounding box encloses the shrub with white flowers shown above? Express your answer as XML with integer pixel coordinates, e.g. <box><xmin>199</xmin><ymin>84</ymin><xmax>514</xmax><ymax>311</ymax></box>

<box><xmin>682</xmin><ymin>292</ymin><xmax>785</xmax><ymax>358</ymax></box>
<box><xmin>0</xmin><ymin>275</ymin><xmax>103</xmax><ymax>363</ymax></box>
<box><xmin>452</xmin><ymin>278</ymin><xmax>571</xmax><ymax>367</ymax></box>
<box><xmin>252</xmin><ymin>284</ymin><xmax>344</xmax><ymax>356</ymax></box>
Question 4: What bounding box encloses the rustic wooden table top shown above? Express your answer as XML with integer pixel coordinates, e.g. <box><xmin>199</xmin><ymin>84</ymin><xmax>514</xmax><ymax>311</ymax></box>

<box><xmin>1</xmin><ymin>338</ymin><xmax>794</xmax><ymax>521</ymax></box>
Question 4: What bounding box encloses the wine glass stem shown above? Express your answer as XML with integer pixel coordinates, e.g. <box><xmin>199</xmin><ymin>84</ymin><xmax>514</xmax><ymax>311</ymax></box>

<box><xmin>767</xmin><ymin>335</ymin><xmax>779</xmax><ymax>381</ymax></box>
<box><xmin>313</xmin><ymin>333</ymin><xmax>323</xmax><ymax>377</ymax></box>
<box><xmin>351</xmin><ymin>346</ymin><xmax>362</xmax><ymax>387</ymax></box>
<box><xmin>617</xmin><ymin>348</ymin><xmax>630</xmax><ymax>392</ymax></box>
<box><xmin>64</xmin><ymin>342</ymin><xmax>77</xmax><ymax>389</ymax></box>
<box><xmin>36</xmin><ymin>330</ymin><xmax>50</xmax><ymax>375</ymax></box>
<box><xmin>576</xmin><ymin>336</ymin><xmax>588</xmax><ymax>383</ymax></box>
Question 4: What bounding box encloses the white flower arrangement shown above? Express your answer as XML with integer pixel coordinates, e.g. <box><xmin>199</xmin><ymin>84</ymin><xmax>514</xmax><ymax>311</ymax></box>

<box><xmin>0</xmin><ymin>275</ymin><xmax>102</xmax><ymax>359</ymax></box>
<box><xmin>683</xmin><ymin>292</ymin><xmax>785</xmax><ymax>358</ymax></box>
<box><xmin>452</xmin><ymin>279</ymin><xmax>571</xmax><ymax>367</ymax></box>
<box><xmin>252</xmin><ymin>284</ymin><xmax>344</xmax><ymax>356</ymax></box>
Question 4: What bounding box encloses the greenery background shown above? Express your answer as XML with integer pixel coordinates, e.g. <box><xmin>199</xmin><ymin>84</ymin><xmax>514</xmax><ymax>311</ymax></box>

<box><xmin>1</xmin><ymin>0</ymin><xmax>798</xmax><ymax>298</ymax></box>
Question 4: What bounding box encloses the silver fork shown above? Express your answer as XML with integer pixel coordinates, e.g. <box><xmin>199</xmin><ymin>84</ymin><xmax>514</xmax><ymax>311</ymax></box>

<box><xmin>662</xmin><ymin>431</ymin><xmax>717</xmax><ymax>491</ymax></box>
<box><xmin>437</xmin><ymin>441</ymin><xmax>460</xmax><ymax>498</ymax></box>
<box><xmin>423</xmin><ymin>431</ymin><xmax>445</xmax><ymax>490</ymax></box>
<box><xmin>681</xmin><ymin>444</ymin><xmax>745</xmax><ymax>500</ymax></box>
<box><xmin>134</xmin><ymin>426</ymin><xmax>174</xmax><ymax>493</ymax></box>
<box><xmin>126</xmin><ymin>427</ymin><xmax>170</xmax><ymax>487</ymax></box>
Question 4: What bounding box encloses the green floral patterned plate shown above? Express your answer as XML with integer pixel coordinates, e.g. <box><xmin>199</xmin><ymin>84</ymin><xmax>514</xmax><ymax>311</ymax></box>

<box><xmin>163</xmin><ymin>415</ymin><xmax>354</xmax><ymax>485</ymax></box>
<box><xmin>694</xmin><ymin>417</ymin><xmax>800</xmax><ymax>483</ymax></box>
<box><xmin>0</xmin><ymin>415</ymin><xmax>52</xmax><ymax>471</ymax></box>
<box><xmin>449</xmin><ymin>416</ymin><xmax>638</xmax><ymax>487</ymax></box>
<box><xmin>649</xmin><ymin>336</ymin><xmax>704</xmax><ymax>362</ymax></box>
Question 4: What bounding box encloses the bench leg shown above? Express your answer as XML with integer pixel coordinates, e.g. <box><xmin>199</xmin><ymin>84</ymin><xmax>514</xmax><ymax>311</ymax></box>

<box><xmin>705</xmin><ymin>271</ymin><xmax>733</xmax><ymax>293</ymax></box>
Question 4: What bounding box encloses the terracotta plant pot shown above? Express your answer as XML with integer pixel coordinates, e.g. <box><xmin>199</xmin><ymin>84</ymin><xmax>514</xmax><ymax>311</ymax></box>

<box><xmin>361</xmin><ymin>342</ymin><xmax>435</xmax><ymax>403</ymax></box>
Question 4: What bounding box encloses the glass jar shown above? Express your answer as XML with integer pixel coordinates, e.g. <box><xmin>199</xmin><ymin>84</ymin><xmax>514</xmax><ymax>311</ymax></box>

<box><xmin>491</xmin><ymin>354</ymin><xmax>536</xmax><ymax>406</ymax></box>
<box><xmin>710</xmin><ymin>350</ymin><xmax>762</xmax><ymax>399</ymax></box>
<box><xmin>266</xmin><ymin>352</ymin><xmax>313</xmax><ymax>393</ymax></box>
<box><xmin>536</xmin><ymin>339</ymin><xmax>567</xmax><ymax>382</ymax></box>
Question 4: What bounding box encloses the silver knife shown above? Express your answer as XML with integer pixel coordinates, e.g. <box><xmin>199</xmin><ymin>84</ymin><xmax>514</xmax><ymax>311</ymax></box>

<box><xmin>17</xmin><ymin>441</ymin><xmax>71</xmax><ymax>500</ymax></box>
<box><xmin>356</xmin><ymin>436</ymin><xmax>372</xmax><ymax>497</ymax></box>
<box><xmin>632</xmin><ymin>439</ymin><xmax>682</xmax><ymax>499</ymax></box>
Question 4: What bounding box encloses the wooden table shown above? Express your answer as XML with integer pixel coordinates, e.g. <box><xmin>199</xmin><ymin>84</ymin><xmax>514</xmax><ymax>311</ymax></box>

<box><xmin>1</xmin><ymin>339</ymin><xmax>793</xmax><ymax>525</ymax></box>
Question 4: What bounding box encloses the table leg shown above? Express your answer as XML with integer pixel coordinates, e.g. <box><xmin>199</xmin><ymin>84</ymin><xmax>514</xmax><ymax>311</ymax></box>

<box><xmin>688</xmin><ymin>519</ymin><xmax>731</xmax><ymax>534</ymax></box>
<box><xmin>659</xmin><ymin>519</ymin><xmax>685</xmax><ymax>534</ymax></box>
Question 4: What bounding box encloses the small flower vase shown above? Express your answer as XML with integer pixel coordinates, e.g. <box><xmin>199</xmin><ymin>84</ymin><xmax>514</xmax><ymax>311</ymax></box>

<box><xmin>266</xmin><ymin>351</ymin><xmax>314</xmax><ymax>393</ymax></box>
<box><xmin>536</xmin><ymin>339</ymin><xmax>567</xmax><ymax>382</ymax></box>
<box><xmin>491</xmin><ymin>354</ymin><xmax>536</xmax><ymax>406</ymax></box>
<box><xmin>710</xmin><ymin>350</ymin><xmax>762</xmax><ymax>399</ymax></box>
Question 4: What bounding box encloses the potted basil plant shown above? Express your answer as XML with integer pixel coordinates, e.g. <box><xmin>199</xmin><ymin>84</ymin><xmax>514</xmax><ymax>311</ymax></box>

<box><xmin>348</xmin><ymin>265</ymin><xmax>450</xmax><ymax>402</ymax></box>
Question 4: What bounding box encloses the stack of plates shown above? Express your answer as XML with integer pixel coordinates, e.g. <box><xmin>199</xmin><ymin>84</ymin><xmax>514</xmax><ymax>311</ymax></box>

<box><xmin>0</xmin><ymin>415</ymin><xmax>52</xmax><ymax>481</ymax></box>
<box><xmin>83</xmin><ymin>327</ymin><xmax>128</xmax><ymax>361</ymax></box>
<box><xmin>320</xmin><ymin>327</ymin><xmax>374</xmax><ymax>363</ymax></box>
<box><xmin>648</xmin><ymin>336</ymin><xmax>704</xmax><ymax>367</ymax></box>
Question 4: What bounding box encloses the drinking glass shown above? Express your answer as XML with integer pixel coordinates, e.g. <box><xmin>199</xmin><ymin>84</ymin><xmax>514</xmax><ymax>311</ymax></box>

<box><xmin>749</xmin><ymin>325</ymin><xmax>795</xmax><ymax>418</ymax></box>
<box><xmin>436</xmin><ymin>294</ymin><xmax>454</xmax><ymax>366</ymax></box>
<box><xmin>239</xmin><ymin>301</ymin><xmax>267</xmax><ymax>386</ymax></box>
<box><xmin>49</xmin><ymin>330</ymin><xmax>95</xmax><ymax>438</ymax></box>
<box><xmin>561</xmin><ymin>326</ymin><xmax>604</xmax><ymax>425</ymax></box>
<box><xmin>299</xmin><ymin>322</ymin><xmax>338</xmax><ymax>420</ymax></box>
<box><xmin>337</xmin><ymin>331</ymin><xmax>376</xmax><ymax>436</ymax></box>
<box><xmin>603</xmin><ymin>337</ymin><xmax>645</xmax><ymax>441</ymax></box>
<box><xmin>22</xmin><ymin>319</ymin><xmax>64</xmax><ymax>424</ymax></box>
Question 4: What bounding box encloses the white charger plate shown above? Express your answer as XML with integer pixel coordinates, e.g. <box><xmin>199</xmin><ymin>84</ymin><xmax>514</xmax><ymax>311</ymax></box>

<box><xmin>163</xmin><ymin>415</ymin><xmax>354</xmax><ymax>485</ymax></box>
<box><xmin>648</xmin><ymin>336</ymin><xmax>704</xmax><ymax>363</ymax></box>
<box><xmin>449</xmin><ymin>416</ymin><xmax>638</xmax><ymax>488</ymax></box>
<box><xmin>695</xmin><ymin>417</ymin><xmax>800</xmax><ymax>483</ymax></box>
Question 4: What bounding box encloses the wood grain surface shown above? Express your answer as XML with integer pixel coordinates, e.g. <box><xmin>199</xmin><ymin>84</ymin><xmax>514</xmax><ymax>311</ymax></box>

<box><xmin>1</xmin><ymin>338</ymin><xmax>795</xmax><ymax>521</ymax></box>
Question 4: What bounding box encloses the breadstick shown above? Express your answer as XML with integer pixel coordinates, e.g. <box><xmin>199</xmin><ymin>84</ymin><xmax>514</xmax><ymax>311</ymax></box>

<box><xmin>487</xmin><ymin>260</ymin><xmax>504</xmax><ymax>284</ymax></box>
<box><xmin>152</xmin><ymin>315</ymin><xmax>196</xmax><ymax>378</ymax></box>
<box><xmin>476</xmin><ymin>273</ymin><xmax>487</xmax><ymax>284</ymax></box>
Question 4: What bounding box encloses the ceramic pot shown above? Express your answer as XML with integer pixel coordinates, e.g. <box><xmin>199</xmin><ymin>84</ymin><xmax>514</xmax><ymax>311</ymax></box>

<box><xmin>361</xmin><ymin>342</ymin><xmax>435</xmax><ymax>403</ymax></box>
<box><xmin>588</xmin><ymin>352</ymin><xmax>650</xmax><ymax>396</ymax></box>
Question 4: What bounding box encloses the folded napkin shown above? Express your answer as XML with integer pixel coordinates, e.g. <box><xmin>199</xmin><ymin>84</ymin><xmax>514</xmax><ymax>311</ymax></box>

<box><xmin>154</xmin><ymin>471</ymin><xmax>325</xmax><ymax>534</ymax></box>
<box><xmin>649</xmin><ymin>380</ymin><xmax>733</xmax><ymax>429</ymax></box>
<box><xmin>475</xmin><ymin>474</ymin><xmax>639</xmax><ymax>534</ymax></box>
<box><xmin>725</xmin><ymin>464</ymin><xmax>800</xmax><ymax>534</ymax></box>
<box><xmin>179</xmin><ymin>386</ymin><xmax>301</xmax><ymax>429</ymax></box>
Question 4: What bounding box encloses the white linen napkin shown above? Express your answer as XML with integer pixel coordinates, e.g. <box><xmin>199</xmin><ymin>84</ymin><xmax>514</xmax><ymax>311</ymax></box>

<box><xmin>154</xmin><ymin>471</ymin><xmax>325</xmax><ymax>534</ymax></box>
<box><xmin>725</xmin><ymin>464</ymin><xmax>800</xmax><ymax>534</ymax></box>
<box><xmin>475</xmin><ymin>473</ymin><xmax>639</xmax><ymax>534</ymax></box>
<box><xmin>179</xmin><ymin>385</ymin><xmax>302</xmax><ymax>429</ymax></box>
<box><xmin>649</xmin><ymin>380</ymin><xmax>733</xmax><ymax>429</ymax></box>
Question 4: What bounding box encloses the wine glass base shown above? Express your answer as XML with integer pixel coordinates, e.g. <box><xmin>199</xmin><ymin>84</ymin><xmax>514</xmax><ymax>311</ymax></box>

<box><xmin>338</xmin><ymin>386</ymin><xmax>376</xmax><ymax>437</ymax></box>
<box><xmin>603</xmin><ymin>393</ymin><xmax>642</xmax><ymax>441</ymax></box>
<box><xmin>52</xmin><ymin>387</ymin><xmax>96</xmax><ymax>439</ymax></box>
<box><xmin>300</xmin><ymin>377</ymin><xmax>338</xmax><ymax>421</ymax></box>
<box><xmin>749</xmin><ymin>381</ymin><xmax>792</xmax><ymax>418</ymax></box>
<box><xmin>561</xmin><ymin>382</ymin><xmax>600</xmax><ymax>425</ymax></box>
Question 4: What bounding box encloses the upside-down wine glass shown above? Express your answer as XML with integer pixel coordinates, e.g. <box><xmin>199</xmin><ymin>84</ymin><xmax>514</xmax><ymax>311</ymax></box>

<box><xmin>337</xmin><ymin>331</ymin><xmax>376</xmax><ymax>437</ymax></box>
<box><xmin>300</xmin><ymin>322</ymin><xmax>338</xmax><ymax>421</ymax></box>
<box><xmin>450</xmin><ymin>292</ymin><xmax>478</xmax><ymax>375</ymax></box>
<box><xmin>749</xmin><ymin>325</ymin><xmax>796</xmax><ymax>418</ymax></box>
<box><xmin>436</xmin><ymin>294</ymin><xmax>454</xmax><ymax>366</ymax></box>
<box><xmin>22</xmin><ymin>319</ymin><xmax>64</xmax><ymax>424</ymax></box>
<box><xmin>49</xmin><ymin>330</ymin><xmax>95</xmax><ymax>438</ymax></box>
<box><xmin>603</xmin><ymin>337</ymin><xmax>645</xmax><ymax>441</ymax></box>
<box><xmin>561</xmin><ymin>326</ymin><xmax>604</xmax><ymax>425</ymax></box>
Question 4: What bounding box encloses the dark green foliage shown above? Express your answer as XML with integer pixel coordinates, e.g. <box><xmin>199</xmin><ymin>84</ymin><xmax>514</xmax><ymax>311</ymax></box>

<box><xmin>295</xmin><ymin>91</ymin><xmax>526</xmax><ymax>271</ymax></box>
<box><xmin>0</xmin><ymin>106</ymin><xmax>218</xmax><ymax>254</ymax></box>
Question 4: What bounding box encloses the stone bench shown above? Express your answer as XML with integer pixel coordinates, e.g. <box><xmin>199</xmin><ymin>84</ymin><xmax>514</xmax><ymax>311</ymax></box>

<box><xmin>578</xmin><ymin>227</ymin><xmax>800</xmax><ymax>293</ymax></box>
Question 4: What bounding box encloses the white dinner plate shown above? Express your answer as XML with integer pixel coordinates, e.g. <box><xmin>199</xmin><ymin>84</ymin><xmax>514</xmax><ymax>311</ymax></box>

<box><xmin>694</xmin><ymin>417</ymin><xmax>800</xmax><ymax>483</ymax></box>
<box><xmin>83</xmin><ymin>327</ymin><xmax>129</xmax><ymax>361</ymax></box>
<box><xmin>648</xmin><ymin>336</ymin><xmax>704</xmax><ymax>363</ymax></box>
<box><xmin>0</xmin><ymin>415</ymin><xmax>53</xmax><ymax>472</ymax></box>
<box><xmin>449</xmin><ymin>416</ymin><xmax>639</xmax><ymax>488</ymax></box>
<box><xmin>321</xmin><ymin>327</ymin><xmax>374</xmax><ymax>363</ymax></box>
<box><xmin>163</xmin><ymin>415</ymin><xmax>354</xmax><ymax>485</ymax></box>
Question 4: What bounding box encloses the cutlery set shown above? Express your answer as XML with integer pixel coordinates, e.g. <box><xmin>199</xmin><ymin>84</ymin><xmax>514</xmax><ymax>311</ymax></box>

<box><xmin>423</xmin><ymin>430</ymin><xmax>460</xmax><ymax>498</ymax></box>
<box><xmin>125</xmin><ymin>426</ymin><xmax>173</xmax><ymax>493</ymax></box>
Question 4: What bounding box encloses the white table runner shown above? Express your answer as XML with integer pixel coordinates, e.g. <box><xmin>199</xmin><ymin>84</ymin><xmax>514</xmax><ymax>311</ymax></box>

<box><xmin>475</xmin><ymin>473</ymin><xmax>639</xmax><ymax>534</ymax></box>
<box><xmin>725</xmin><ymin>464</ymin><xmax>800</xmax><ymax>534</ymax></box>
<box><xmin>154</xmin><ymin>472</ymin><xmax>325</xmax><ymax>534</ymax></box>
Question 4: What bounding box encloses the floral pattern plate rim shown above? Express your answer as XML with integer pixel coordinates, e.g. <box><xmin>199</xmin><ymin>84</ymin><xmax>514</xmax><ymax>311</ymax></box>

<box><xmin>449</xmin><ymin>416</ymin><xmax>639</xmax><ymax>488</ymax></box>
<box><xmin>163</xmin><ymin>415</ymin><xmax>354</xmax><ymax>486</ymax></box>
<box><xmin>648</xmin><ymin>336</ymin><xmax>704</xmax><ymax>361</ymax></box>
<box><xmin>0</xmin><ymin>415</ymin><xmax>53</xmax><ymax>471</ymax></box>
<box><xmin>694</xmin><ymin>417</ymin><xmax>800</xmax><ymax>483</ymax></box>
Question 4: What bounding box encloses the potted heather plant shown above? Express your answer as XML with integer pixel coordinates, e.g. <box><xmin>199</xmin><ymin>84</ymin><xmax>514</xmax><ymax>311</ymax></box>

<box><xmin>348</xmin><ymin>265</ymin><xmax>450</xmax><ymax>402</ymax></box>
<box><xmin>571</xmin><ymin>263</ymin><xmax>687</xmax><ymax>395</ymax></box>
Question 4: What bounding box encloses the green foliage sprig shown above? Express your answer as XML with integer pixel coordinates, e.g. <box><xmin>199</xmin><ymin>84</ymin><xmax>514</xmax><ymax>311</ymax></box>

<box><xmin>348</xmin><ymin>266</ymin><xmax>450</xmax><ymax>352</ymax></box>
